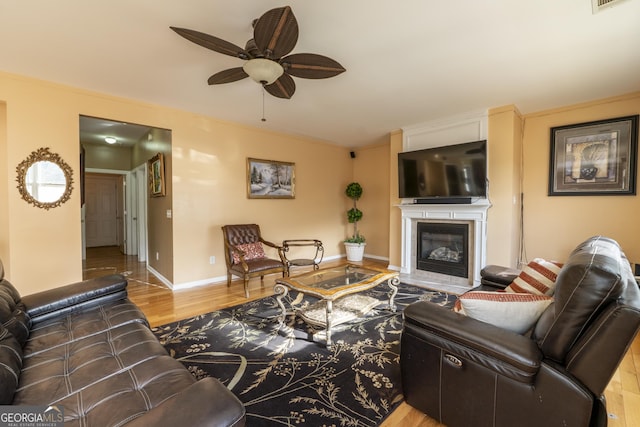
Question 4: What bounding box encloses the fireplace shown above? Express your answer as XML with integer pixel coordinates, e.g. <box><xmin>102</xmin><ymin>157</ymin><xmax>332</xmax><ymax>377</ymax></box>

<box><xmin>417</xmin><ymin>222</ymin><xmax>468</xmax><ymax>278</ymax></box>
<box><xmin>396</xmin><ymin>199</ymin><xmax>490</xmax><ymax>288</ymax></box>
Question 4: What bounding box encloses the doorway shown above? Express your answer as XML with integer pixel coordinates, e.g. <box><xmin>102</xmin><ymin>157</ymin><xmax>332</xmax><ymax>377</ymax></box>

<box><xmin>79</xmin><ymin>115</ymin><xmax>172</xmax><ymax>283</ymax></box>
<box><xmin>79</xmin><ymin>115</ymin><xmax>155</xmax><ymax>261</ymax></box>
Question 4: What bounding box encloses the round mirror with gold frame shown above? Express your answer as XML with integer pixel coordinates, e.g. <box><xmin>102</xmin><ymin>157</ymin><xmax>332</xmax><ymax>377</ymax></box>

<box><xmin>16</xmin><ymin>147</ymin><xmax>74</xmax><ymax>210</ymax></box>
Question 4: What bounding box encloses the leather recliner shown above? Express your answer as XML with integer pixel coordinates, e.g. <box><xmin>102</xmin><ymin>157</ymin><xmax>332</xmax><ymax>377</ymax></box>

<box><xmin>400</xmin><ymin>236</ymin><xmax>640</xmax><ymax>427</ymax></box>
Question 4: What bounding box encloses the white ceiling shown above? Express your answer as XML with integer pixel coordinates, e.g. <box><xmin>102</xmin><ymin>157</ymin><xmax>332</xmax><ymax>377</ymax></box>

<box><xmin>2</xmin><ymin>0</ymin><xmax>639</xmax><ymax>148</ymax></box>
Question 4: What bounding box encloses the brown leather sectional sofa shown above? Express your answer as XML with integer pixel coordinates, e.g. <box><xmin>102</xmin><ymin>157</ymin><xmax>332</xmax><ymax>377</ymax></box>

<box><xmin>400</xmin><ymin>236</ymin><xmax>640</xmax><ymax>427</ymax></box>
<box><xmin>0</xmin><ymin>262</ymin><xmax>245</xmax><ymax>427</ymax></box>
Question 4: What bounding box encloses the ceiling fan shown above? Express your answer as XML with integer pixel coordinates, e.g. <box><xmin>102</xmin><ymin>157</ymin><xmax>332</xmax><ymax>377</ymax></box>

<box><xmin>171</xmin><ymin>6</ymin><xmax>346</xmax><ymax>99</ymax></box>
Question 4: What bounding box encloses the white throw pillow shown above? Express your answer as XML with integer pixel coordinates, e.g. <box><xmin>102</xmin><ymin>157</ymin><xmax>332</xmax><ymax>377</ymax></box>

<box><xmin>454</xmin><ymin>291</ymin><xmax>553</xmax><ymax>334</ymax></box>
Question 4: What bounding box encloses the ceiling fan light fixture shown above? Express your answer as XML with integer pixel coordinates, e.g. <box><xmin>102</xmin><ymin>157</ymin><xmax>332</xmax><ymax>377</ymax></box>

<box><xmin>243</xmin><ymin>58</ymin><xmax>283</xmax><ymax>85</ymax></box>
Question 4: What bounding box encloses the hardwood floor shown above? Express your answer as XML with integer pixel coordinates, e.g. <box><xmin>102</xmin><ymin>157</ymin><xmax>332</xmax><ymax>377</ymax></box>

<box><xmin>83</xmin><ymin>246</ymin><xmax>640</xmax><ymax>427</ymax></box>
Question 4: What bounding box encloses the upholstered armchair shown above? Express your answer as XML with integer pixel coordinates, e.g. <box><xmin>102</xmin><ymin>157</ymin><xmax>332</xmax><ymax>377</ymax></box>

<box><xmin>221</xmin><ymin>224</ymin><xmax>286</xmax><ymax>298</ymax></box>
<box><xmin>400</xmin><ymin>236</ymin><xmax>640</xmax><ymax>427</ymax></box>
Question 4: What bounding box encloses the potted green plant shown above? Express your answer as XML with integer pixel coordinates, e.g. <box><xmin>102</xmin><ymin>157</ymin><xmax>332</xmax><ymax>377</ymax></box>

<box><xmin>344</xmin><ymin>182</ymin><xmax>366</xmax><ymax>261</ymax></box>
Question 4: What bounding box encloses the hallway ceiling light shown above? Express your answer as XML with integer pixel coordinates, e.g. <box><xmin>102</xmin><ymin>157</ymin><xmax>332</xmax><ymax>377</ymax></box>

<box><xmin>104</xmin><ymin>137</ymin><xmax>117</xmax><ymax>144</ymax></box>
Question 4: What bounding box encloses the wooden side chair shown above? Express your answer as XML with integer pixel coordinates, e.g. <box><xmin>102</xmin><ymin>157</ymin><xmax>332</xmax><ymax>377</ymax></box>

<box><xmin>221</xmin><ymin>224</ymin><xmax>286</xmax><ymax>298</ymax></box>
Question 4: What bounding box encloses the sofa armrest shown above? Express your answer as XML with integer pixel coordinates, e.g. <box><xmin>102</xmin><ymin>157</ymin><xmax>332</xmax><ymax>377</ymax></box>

<box><xmin>22</xmin><ymin>274</ymin><xmax>128</xmax><ymax>325</ymax></box>
<box><xmin>480</xmin><ymin>264</ymin><xmax>520</xmax><ymax>288</ymax></box>
<box><xmin>124</xmin><ymin>377</ymin><xmax>246</xmax><ymax>427</ymax></box>
<box><xmin>403</xmin><ymin>301</ymin><xmax>542</xmax><ymax>383</ymax></box>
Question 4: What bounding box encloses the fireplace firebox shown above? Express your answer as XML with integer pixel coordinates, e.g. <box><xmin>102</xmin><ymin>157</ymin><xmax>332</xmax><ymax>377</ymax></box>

<box><xmin>417</xmin><ymin>222</ymin><xmax>469</xmax><ymax>278</ymax></box>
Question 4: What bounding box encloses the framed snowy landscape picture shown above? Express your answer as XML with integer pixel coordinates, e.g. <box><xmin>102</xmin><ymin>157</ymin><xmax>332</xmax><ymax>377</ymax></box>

<box><xmin>247</xmin><ymin>158</ymin><xmax>295</xmax><ymax>199</ymax></box>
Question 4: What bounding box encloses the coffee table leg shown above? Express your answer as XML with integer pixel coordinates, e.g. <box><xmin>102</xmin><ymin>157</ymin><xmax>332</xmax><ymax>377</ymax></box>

<box><xmin>325</xmin><ymin>299</ymin><xmax>333</xmax><ymax>349</ymax></box>
<box><xmin>388</xmin><ymin>276</ymin><xmax>399</xmax><ymax>312</ymax></box>
<box><xmin>274</xmin><ymin>283</ymin><xmax>289</xmax><ymax>329</ymax></box>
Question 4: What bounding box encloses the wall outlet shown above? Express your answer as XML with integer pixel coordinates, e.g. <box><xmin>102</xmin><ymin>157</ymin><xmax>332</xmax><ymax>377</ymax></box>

<box><xmin>209</xmin><ymin>256</ymin><xmax>216</xmax><ymax>265</ymax></box>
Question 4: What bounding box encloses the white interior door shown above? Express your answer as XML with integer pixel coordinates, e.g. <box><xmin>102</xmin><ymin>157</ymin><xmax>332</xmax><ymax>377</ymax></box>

<box><xmin>135</xmin><ymin>165</ymin><xmax>148</xmax><ymax>262</ymax></box>
<box><xmin>81</xmin><ymin>205</ymin><xmax>86</xmax><ymax>260</ymax></box>
<box><xmin>127</xmin><ymin>171</ymin><xmax>138</xmax><ymax>256</ymax></box>
<box><xmin>117</xmin><ymin>175</ymin><xmax>125</xmax><ymax>253</ymax></box>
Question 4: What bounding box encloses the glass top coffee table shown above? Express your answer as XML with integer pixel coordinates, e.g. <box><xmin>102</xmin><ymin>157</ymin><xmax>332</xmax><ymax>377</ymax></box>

<box><xmin>274</xmin><ymin>264</ymin><xmax>399</xmax><ymax>348</ymax></box>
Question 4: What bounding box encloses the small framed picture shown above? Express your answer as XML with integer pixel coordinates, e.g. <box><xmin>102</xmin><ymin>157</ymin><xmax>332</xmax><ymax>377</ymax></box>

<box><xmin>247</xmin><ymin>158</ymin><xmax>295</xmax><ymax>199</ymax></box>
<box><xmin>148</xmin><ymin>153</ymin><xmax>166</xmax><ymax>197</ymax></box>
<box><xmin>548</xmin><ymin>115</ymin><xmax>638</xmax><ymax>196</ymax></box>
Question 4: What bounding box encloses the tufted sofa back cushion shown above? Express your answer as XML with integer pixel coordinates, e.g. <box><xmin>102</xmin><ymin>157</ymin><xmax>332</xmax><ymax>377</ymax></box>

<box><xmin>0</xmin><ymin>260</ymin><xmax>31</xmax><ymax>346</ymax></box>
<box><xmin>0</xmin><ymin>324</ymin><xmax>23</xmax><ymax>404</ymax></box>
<box><xmin>533</xmin><ymin>236</ymin><xmax>628</xmax><ymax>363</ymax></box>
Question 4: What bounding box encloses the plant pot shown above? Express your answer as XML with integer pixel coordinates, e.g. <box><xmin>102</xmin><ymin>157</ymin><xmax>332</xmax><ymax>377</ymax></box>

<box><xmin>344</xmin><ymin>242</ymin><xmax>366</xmax><ymax>262</ymax></box>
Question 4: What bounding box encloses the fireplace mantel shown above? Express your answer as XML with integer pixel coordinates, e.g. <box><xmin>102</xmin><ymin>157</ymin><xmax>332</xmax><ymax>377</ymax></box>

<box><xmin>396</xmin><ymin>199</ymin><xmax>491</xmax><ymax>288</ymax></box>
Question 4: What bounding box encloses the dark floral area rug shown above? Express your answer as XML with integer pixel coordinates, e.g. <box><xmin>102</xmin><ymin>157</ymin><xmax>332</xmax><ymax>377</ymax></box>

<box><xmin>152</xmin><ymin>282</ymin><xmax>456</xmax><ymax>427</ymax></box>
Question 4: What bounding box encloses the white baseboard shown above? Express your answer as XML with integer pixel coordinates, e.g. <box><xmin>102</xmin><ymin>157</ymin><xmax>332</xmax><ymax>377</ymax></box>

<box><xmin>172</xmin><ymin>274</ymin><xmax>228</xmax><ymax>290</ymax></box>
<box><xmin>151</xmin><ymin>253</ymin><xmax>393</xmax><ymax>291</ymax></box>
<box><xmin>146</xmin><ymin>265</ymin><xmax>174</xmax><ymax>289</ymax></box>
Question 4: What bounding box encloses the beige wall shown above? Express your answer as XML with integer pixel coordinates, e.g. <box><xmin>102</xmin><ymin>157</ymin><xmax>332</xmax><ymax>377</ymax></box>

<box><xmin>144</xmin><ymin>128</ymin><xmax>173</xmax><ymax>281</ymax></box>
<box><xmin>171</xmin><ymin>117</ymin><xmax>351</xmax><ymax>285</ymax></box>
<box><xmin>521</xmin><ymin>92</ymin><xmax>640</xmax><ymax>264</ymax></box>
<box><xmin>351</xmin><ymin>143</ymin><xmax>391</xmax><ymax>259</ymax></box>
<box><xmin>486</xmin><ymin>105</ymin><xmax>523</xmax><ymax>267</ymax></box>
<box><xmin>0</xmin><ymin>72</ymin><xmax>352</xmax><ymax>295</ymax></box>
<box><xmin>84</xmin><ymin>144</ymin><xmax>132</xmax><ymax>171</ymax></box>
<box><xmin>0</xmin><ymin>102</ymin><xmax>8</xmax><ymax>275</ymax></box>
<box><xmin>1</xmin><ymin>74</ymin><xmax>84</xmax><ymax>292</ymax></box>
<box><xmin>387</xmin><ymin>130</ymin><xmax>403</xmax><ymax>268</ymax></box>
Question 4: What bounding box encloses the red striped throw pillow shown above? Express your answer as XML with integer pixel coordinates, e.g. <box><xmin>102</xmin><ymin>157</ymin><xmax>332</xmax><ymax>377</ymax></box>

<box><xmin>454</xmin><ymin>291</ymin><xmax>553</xmax><ymax>334</ymax></box>
<box><xmin>506</xmin><ymin>258</ymin><xmax>563</xmax><ymax>296</ymax></box>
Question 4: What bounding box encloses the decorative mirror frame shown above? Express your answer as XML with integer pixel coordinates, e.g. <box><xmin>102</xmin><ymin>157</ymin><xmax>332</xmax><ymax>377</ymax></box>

<box><xmin>16</xmin><ymin>147</ymin><xmax>74</xmax><ymax>210</ymax></box>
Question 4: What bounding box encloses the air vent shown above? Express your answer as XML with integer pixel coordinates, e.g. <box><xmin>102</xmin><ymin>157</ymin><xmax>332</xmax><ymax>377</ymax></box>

<box><xmin>592</xmin><ymin>0</ymin><xmax>629</xmax><ymax>13</ymax></box>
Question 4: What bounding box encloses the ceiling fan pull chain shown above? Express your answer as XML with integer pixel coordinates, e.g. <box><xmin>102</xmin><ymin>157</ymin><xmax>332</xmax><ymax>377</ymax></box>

<box><xmin>261</xmin><ymin>85</ymin><xmax>267</xmax><ymax>122</ymax></box>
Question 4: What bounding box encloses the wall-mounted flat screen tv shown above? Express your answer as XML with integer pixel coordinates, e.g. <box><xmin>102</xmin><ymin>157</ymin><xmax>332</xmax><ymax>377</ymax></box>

<box><xmin>398</xmin><ymin>140</ymin><xmax>487</xmax><ymax>200</ymax></box>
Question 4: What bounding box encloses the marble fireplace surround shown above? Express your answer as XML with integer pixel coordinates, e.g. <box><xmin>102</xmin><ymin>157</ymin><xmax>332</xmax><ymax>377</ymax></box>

<box><xmin>397</xmin><ymin>199</ymin><xmax>491</xmax><ymax>291</ymax></box>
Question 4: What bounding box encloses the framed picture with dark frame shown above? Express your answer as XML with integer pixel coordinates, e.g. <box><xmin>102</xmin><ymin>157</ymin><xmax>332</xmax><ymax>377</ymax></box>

<box><xmin>148</xmin><ymin>153</ymin><xmax>166</xmax><ymax>197</ymax></box>
<box><xmin>548</xmin><ymin>115</ymin><xmax>638</xmax><ymax>196</ymax></box>
<box><xmin>247</xmin><ymin>157</ymin><xmax>295</xmax><ymax>199</ymax></box>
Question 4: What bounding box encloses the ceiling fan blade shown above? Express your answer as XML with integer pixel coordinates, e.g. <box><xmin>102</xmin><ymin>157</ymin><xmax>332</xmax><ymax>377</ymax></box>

<box><xmin>170</xmin><ymin>26</ymin><xmax>248</xmax><ymax>59</ymax></box>
<box><xmin>207</xmin><ymin>68</ymin><xmax>248</xmax><ymax>85</ymax></box>
<box><xmin>253</xmin><ymin>6</ymin><xmax>298</xmax><ymax>59</ymax></box>
<box><xmin>264</xmin><ymin>73</ymin><xmax>296</xmax><ymax>99</ymax></box>
<box><xmin>281</xmin><ymin>53</ymin><xmax>346</xmax><ymax>79</ymax></box>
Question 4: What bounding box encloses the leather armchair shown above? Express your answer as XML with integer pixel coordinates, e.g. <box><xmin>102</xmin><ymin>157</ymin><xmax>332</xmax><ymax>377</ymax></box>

<box><xmin>400</xmin><ymin>236</ymin><xmax>640</xmax><ymax>427</ymax></box>
<box><xmin>221</xmin><ymin>224</ymin><xmax>286</xmax><ymax>298</ymax></box>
